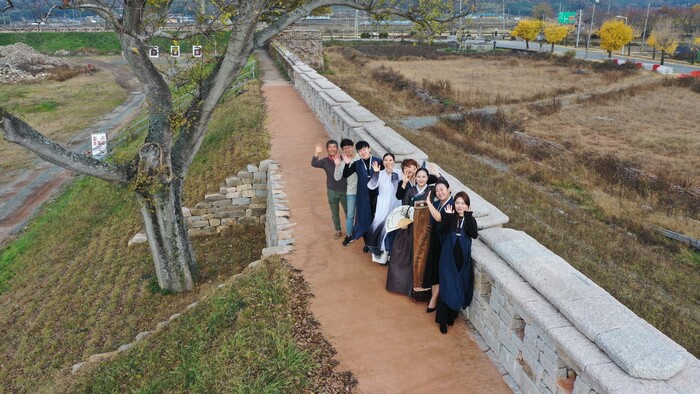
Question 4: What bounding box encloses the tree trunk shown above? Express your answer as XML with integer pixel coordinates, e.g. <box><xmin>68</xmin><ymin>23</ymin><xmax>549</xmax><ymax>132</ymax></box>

<box><xmin>608</xmin><ymin>50</ymin><xmax>612</xmax><ymax>58</ymax></box>
<box><xmin>660</xmin><ymin>50</ymin><xmax>665</xmax><ymax>65</ymax></box>
<box><xmin>525</xmin><ymin>39</ymin><xmax>529</xmax><ymax>49</ymax></box>
<box><xmin>551</xmin><ymin>42</ymin><xmax>555</xmax><ymax>53</ymax></box>
<box><xmin>136</xmin><ymin>178</ymin><xmax>197</xmax><ymax>293</ymax></box>
<box><xmin>135</xmin><ymin>143</ymin><xmax>197</xmax><ymax>293</ymax></box>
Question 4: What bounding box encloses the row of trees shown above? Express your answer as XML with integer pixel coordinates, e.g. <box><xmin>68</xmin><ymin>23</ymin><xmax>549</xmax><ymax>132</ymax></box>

<box><xmin>511</xmin><ymin>16</ymin><xmax>699</xmax><ymax>64</ymax></box>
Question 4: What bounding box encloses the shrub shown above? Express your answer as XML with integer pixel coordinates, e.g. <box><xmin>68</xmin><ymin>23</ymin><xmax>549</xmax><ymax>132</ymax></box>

<box><xmin>378</xmin><ymin>32</ymin><xmax>389</xmax><ymax>39</ymax></box>
<box><xmin>360</xmin><ymin>32</ymin><xmax>371</xmax><ymax>39</ymax></box>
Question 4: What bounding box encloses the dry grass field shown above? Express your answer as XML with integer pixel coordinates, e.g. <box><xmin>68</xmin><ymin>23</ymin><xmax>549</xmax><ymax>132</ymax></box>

<box><xmin>528</xmin><ymin>85</ymin><xmax>699</xmax><ymax>180</ymax></box>
<box><xmin>0</xmin><ymin>64</ymin><xmax>126</xmax><ymax>185</ymax></box>
<box><xmin>367</xmin><ymin>56</ymin><xmax>655</xmax><ymax>108</ymax></box>
<box><xmin>323</xmin><ymin>43</ymin><xmax>700</xmax><ymax>356</ymax></box>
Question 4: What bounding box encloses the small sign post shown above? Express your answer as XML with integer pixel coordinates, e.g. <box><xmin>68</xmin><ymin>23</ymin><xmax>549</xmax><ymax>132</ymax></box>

<box><xmin>91</xmin><ymin>133</ymin><xmax>108</xmax><ymax>160</ymax></box>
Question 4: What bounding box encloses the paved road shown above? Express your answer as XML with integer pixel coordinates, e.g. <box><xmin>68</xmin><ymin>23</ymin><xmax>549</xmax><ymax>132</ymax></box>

<box><xmin>0</xmin><ymin>59</ymin><xmax>143</xmax><ymax>245</ymax></box>
<box><xmin>494</xmin><ymin>39</ymin><xmax>700</xmax><ymax>75</ymax></box>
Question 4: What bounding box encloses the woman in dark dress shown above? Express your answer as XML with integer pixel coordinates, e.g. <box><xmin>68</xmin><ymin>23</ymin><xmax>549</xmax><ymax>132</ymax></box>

<box><xmin>386</xmin><ymin>167</ymin><xmax>431</xmax><ymax>296</ymax></box>
<box><xmin>424</xmin><ymin>180</ymin><xmax>453</xmax><ymax>312</ymax></box>
<box><xmin>426</xmin><ymin>191</ymin><xmax>478</xmax><ymax>334</ymax></box>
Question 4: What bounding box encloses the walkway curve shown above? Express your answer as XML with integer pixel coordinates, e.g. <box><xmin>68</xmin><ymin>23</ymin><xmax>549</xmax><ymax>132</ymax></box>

<box><xmin>259</xmin><ymin>49</ymin><xmax>510</xmax><ymax>393</ymax></box>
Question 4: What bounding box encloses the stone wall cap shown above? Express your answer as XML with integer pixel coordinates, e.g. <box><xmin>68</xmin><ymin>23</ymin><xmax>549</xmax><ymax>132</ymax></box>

<box><xmin>596</xmin><ymin>326</ymin><xmax>687</xmax><ymax>380</ymax></box>
<box><xmin>347</xmin><ymin>106</ymin><xmax>381</xmax><ymax>123</ymax></box>
<box><xmin>312</xmin><ymin>78</ymin><xmax>336</xmax><ymax>90</ymax></box>
<box><xmin>325</xmin><ymin>89</ymin><xmax>358</xmax><ymax>104</ymax></box>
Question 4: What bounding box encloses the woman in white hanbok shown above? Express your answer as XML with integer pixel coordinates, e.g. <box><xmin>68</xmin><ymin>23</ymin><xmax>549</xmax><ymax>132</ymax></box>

<box><xmin>365</xmin><ymin>153</ymin><xmax>402</xmax><ymax>264</ymax></box>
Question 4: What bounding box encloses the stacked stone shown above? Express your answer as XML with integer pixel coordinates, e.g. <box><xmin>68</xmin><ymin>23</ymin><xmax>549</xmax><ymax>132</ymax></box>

<box><xmin>185</xmin><ymin>163</ymin><xmax>268</xmax><ymax>236</ymax></box>
<box><xmin>274</xmin><ymin>29</ymin><xmax>323</xmax><ymax>70</ymax></box>
<box><xmin>262</xmin><ymin>160</ymin><xmax>295</xmax><ymax>257</ymax></box>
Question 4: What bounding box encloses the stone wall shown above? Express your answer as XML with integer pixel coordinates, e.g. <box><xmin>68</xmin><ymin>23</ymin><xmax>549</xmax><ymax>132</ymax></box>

<box><xmin>268</xmin><ymin>42</ymin><xmax>699</xmax><ymax>393</ymax></box>
<box><xmin>131</xmin><ymin>159</ymin><xmax>293</xmax><ymax>253</ymax></box>
<box><xmin>274</xmin><ymin>29</ymin><xmax>324</xmax><ymax>70</ymax></box>
<box><xmin>184</xmin><ymin>163</ymin><xmax>269</xmax><ymax>236</ymax></box>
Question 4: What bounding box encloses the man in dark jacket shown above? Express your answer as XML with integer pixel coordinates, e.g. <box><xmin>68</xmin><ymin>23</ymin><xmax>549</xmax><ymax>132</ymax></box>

<box><xmin>312</xmin><ymin>140</ymin><xmax>348</xmax><ymax>239</ymax></box>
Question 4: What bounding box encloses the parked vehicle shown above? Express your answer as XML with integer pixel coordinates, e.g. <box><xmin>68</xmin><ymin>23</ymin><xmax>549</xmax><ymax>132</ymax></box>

<box><xmin>674</xmin><ymin>45</ymin><xmax>696</xmax><ymax>61</ymax></box>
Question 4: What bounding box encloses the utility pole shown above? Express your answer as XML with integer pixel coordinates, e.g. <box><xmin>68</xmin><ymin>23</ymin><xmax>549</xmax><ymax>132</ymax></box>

<box><xmin>502</xmin><ymin>0</ymin><xmax>505</xmax><ymax>31</ymax></box>
<box><xmin>585</xmin><ymin>0</ymin><xmax>599</xmax><ymax>58</ymax></box>
<box><xmin>354</xmin><ymin>9</ymin><xmax>358</xmax><ymax>38</ymax></box>
<box><xmin>640</xmin><ymin>0</ymin><xmax>651</xmax><ymax>55</ymax></box>
<box><xmin>575</xmin><ymin>9</ymin><xmax>582</xmax><ymax>47</ymax></box>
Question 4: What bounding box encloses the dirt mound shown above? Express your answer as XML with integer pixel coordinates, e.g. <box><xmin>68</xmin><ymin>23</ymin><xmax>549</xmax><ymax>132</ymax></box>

<box><xmin>0</xmin><ymin>42</ymin><xmax>79</xmax><ymax>83</ymax></box>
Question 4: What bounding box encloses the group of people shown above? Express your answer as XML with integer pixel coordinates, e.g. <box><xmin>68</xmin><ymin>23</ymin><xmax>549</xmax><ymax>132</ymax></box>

<box><xmin>312</xmin><ymin>139</ymin><xmax>479</xmax><ymax>334</ymax></box>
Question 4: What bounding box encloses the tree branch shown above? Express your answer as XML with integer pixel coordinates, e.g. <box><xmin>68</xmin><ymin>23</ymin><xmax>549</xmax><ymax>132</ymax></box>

<box><xmin>1</xmin><ymin>110</ymin><xmax>132</xmax><ymax>184</ymax></box>
<box><xmin>2</xmin><ymin>0</ymin><xmax>14</xmax><ymax>13</ymax></box>
<box><xmin>254</xmin><ymin>0</ymin><xmax>468</xmax><ymax>47</ymax></box>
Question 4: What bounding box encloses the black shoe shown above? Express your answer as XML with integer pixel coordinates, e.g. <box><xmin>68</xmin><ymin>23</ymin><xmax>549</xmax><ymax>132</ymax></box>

<box><xmin>440</xmin><ymin>324</ymin><xmax>447</xmax><ymax>334</ymax></box>
<box><xmin>342</xmin><ymin>236</ymin><xmax>353</xmax><ymax>247</ymax></box>
<box><xmin>426</xmin><ymin>307</ymin><xmax>436</xmax><ymax>313</ymax></box>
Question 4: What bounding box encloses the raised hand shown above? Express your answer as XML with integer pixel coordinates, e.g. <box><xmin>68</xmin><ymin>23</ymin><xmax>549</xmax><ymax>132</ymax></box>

<box><xmin>371</xmin><ymin>160</ymin><xmax>381</xmax><ymax>173</ymax></box>
<box><xmin>314</xmin><ymin>143</ymin><xmax>323</xmax><ymax>155</ymax></box>
<box><xmin>342</xmin><ymin>153</ymin><xmax>350</xmax><ymax>164</ymax></box>
<box><xmin>444</xmin><ymin>204</ymin><xmax>453</xmax><ymax>214</ymax></box>
<box><xmin>428</xmin><ymin>162</ymin><xmax>440</xmax><ymax>176</ymax></box>
<box><xmin>334</xmin><ymin>155</ymin><xmax>342</xmax><ymax>166</ymax></box>
<box><xmin>402</xmin><ymin>171</ymin><xmax>411</xmax><ymax>185</ymax></box>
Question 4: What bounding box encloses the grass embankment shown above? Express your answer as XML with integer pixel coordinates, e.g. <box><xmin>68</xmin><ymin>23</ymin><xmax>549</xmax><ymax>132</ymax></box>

<box><xmin>59</xmin><ymin>257</ymin><xmax>354</xmax><ymax>393</ymax></box>
<box><xmin>323</xmin><ymin>43</ymin><xmax>700</xmax><ymax>357</ymax></box>
<box><xmin>0</xmin><ymin>78</ymin><xmax>275</xmax><ymax>392</ymax></box>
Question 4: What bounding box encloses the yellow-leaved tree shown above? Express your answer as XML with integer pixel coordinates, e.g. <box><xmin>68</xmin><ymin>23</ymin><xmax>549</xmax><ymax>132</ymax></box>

<box><xmin>512</xmin><ymin>19</ymin><xmax>543</xmax><ymax>49</ymax></box>
<box><xmin>647</xmin><ymin>19</ymin><xmax>680</xmax><ymax>65</ymax></box>
<box><xmin>543</xmin><ymin>23</ymin><xmax>573</xmax><ymax>53</ymax></box>
<box><xmin>599</xmin><ymin>19</ymin><xmax>634</xmax><ymax>58</ymax></box>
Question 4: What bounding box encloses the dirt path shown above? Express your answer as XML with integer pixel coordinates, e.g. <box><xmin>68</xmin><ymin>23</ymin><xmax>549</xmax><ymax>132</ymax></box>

<box><xmin>0</xmin><ymin>58</ymin><xmax>143</xmax><ymax>246</ymax></box>
<box><xmin>259</xmin><ymin>49</ymin><xmax>510</xmax><ymax>393</ymax></box>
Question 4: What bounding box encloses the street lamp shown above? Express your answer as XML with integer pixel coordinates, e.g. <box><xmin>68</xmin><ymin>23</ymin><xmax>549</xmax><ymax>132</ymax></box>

<box><xmin>585</xmin><ymin>0</ymin><xmax>600</xmax><ymax>58</ymax></box>
<box><xmin>615</xmin><ymin>15</ymin><xmax>627</xmax><ymax>54</ymax></box>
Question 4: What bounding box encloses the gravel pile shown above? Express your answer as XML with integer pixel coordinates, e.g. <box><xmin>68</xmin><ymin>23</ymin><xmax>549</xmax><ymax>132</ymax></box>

<box><xmin>0</xmin><ymin>42</ymin><xmax>76</xmax><ymax>83</ymax></box>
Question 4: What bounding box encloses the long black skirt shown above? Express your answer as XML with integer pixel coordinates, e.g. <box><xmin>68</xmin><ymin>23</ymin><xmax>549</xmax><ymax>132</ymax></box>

<box><xmin>386</xmin><ymin>225</ymin><xmax>413</xmax><ymax>296</ymax></box>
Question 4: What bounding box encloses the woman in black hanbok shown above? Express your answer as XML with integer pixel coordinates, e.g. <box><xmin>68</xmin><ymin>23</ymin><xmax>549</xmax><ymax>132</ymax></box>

<box><xmin>427</xmin><ymin>191</ymin><xmax>478</xmax><ymax>334</ymax></box>
<box><xmin>424</xmin><ymin>180</ymin><xmax>453</xmax><ymax>312</ymax></box>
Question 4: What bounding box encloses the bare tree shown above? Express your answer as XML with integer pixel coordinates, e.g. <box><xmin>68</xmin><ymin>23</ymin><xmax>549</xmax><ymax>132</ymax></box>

<box><xmin>1</xmin><ymin>0</ymin><xmax>465</xmax><ymax>292</ymax></box>
<box><xmin>647</xmin><ymin>18</ymin><xmax>680</xmax><ymax>65</ymax></box>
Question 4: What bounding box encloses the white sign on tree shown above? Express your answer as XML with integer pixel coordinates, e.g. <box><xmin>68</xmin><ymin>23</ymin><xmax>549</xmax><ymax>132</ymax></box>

<box><xmin>91</xmin><ymin>133</ymin><xmax>107</xmax><ymax>160</ymax></box>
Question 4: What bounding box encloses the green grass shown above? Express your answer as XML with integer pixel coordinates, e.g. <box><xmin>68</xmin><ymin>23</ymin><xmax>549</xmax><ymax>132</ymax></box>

<box><xmin>25</xmin><ymin>99</ymin><xmax>59</xmax><ymax>113</ymax></box>
<box><xmin>0</xmin><ymin>32</ymin><xmax>122</xmax><ymax>54</ymax></box>
<box><xmin>0</xmin><ymin>32</ymin><xmax>234</xmax><ymax>56</ymax></box>
<box><xmin>0</xmin><ymin>73</ymin><xmax>270</xmax><ymax>392</ymax></box>
<box><xmin>63</xmin><ymin>258</ymin><xmax>316</xmax><ymax>393</ymax></box>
